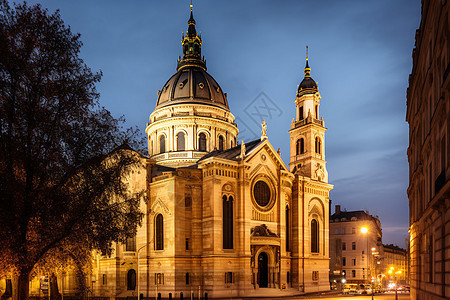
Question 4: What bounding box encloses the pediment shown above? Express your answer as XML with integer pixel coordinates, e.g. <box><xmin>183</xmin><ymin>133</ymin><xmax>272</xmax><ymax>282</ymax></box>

<box><xmin>244</xmin><ymin>138</ymin><xmax>289</xmax><ymax>172</ymax></box>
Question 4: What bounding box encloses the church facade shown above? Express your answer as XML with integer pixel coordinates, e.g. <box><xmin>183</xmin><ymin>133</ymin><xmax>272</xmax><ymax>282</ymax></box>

<box><xmin>91</xmin><ymin>7</ymin><xmax>333</xmax><ymax>299</ymax></box>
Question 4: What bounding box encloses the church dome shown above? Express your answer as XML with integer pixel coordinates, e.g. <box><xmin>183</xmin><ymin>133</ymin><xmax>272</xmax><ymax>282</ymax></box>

<box><xmin>155</xmin><ymin>66</ymin><xmax>229</xmax><ymax>111</ymax></box>
<box><xmin>154</xmin><ymin>7</ymin><xmax>229</xmax><ymax>111</ymax></box>
<box><xmin>297</xmin><ymin>58</ymin><xmax>318</xmax><ymax>96</ymax></box>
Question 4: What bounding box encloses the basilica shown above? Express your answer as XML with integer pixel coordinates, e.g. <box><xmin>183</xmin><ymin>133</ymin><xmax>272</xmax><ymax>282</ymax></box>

<box><xmin>86</xmin><ymin>6</ymin><xmax>332</xmax><ymax>299</ymax></box>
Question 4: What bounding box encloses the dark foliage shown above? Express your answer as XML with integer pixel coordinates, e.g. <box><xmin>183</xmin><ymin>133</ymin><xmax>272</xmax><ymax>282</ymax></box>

<box><xmin>0</xmin><ymin>1</ymin><xmax>145</xmax><ymax>298</ymax></box>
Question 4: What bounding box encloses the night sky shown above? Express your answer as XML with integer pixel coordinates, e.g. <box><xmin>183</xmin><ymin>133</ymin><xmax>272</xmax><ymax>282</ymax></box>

<box><xmin>19</xmin><ymin>0</ymin><xmax>421</xmax><ymax>248</ymax></box>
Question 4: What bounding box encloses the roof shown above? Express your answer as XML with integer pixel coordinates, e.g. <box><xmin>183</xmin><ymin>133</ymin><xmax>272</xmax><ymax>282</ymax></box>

<box><xmin>155</xmin><ymin>66</ymin><xmax>229</xmax><ymax>111</ymax></box>
<box><xmin>330</xmin><ymin>210</ymin><xmax>372</xmax><ymax>222</ymax></box>
<box><xmin>197</xmin><ymin>139</ymin><xmax>263</xmax><ymax>162</ymax></box>
<box><xmin>150</xmin><ymin>164</ymin><xmax>175</xmax><ymax>178</ymax></box>
<box><xmin>383</xmin><ymin>244</ymin><xmax>406</xmax><ymax>252</ymax></box>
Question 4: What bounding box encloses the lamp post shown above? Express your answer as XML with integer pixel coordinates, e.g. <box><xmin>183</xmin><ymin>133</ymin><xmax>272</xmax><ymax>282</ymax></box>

<box><xmin>387</xmin><ymin>267</ymin><xmax>402</xmax><ymax>300</ymax></box>
<box><xmin>137</xmin><ymin>242</ymin><xmax>151</xmax><ymax>300</ymax></box>
<box><xmin>360</xmin><ymin>227</ymin><xmax>373</xmax><ymax>300</ymax></box>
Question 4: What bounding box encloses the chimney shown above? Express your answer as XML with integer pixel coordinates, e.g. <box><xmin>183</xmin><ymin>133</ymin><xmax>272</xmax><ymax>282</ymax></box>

<box><xmin>335</xmin><ymin>205</ymin><xmax>341</xmax><ymax>214</ymax></box>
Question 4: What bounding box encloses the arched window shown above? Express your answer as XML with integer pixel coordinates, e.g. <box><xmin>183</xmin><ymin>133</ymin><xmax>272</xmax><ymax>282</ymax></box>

<box><xmin>155</xmin><ymin>214</ymin><xmax>164</xmax><ymax>250</ymax></box>
<box><xmin>177</xmin><ymin>132</ymin><xmax>185</xmax><ymax>151</ymax></box>
<box><xmin>315</xmin><ymin>105</ymin><xmax>318</xmax><ymax>119</ymax></box>
<box><xmin>311</xmin><ymin>219</ymin><xmax>319</xmax><ymax>253</ymax></box>
<box><xmin>286</xmin><ymin>206</ymin><xmax>290</xmax><ymax>251</ymax></box>
<box><xmin>223</xmin><ymin>195</ymin><xmax>233</xmax><ymax>249</ymax></box>
<box><xmin>299</xmin><ymin>106</ymin><xmax>304</xmax><ymax>120</ymax></box>
<box><xmin>199</xmin><ymin>133</ymin><xmax>207</xmax><ymax>151</ymax></box>
<box><xmin>218</xmin><ymin>135</ymin><xmax>224</xmax><ymax>151</ymax></box>
<box><xmin>127</xmin><ymin>269</ymin><xmax>136</xmax><ymax>290</ymax></box>
<box><xmin>159</xmin><ymin>135</ymin><xmax>166</xmax><ymax>154</ymax></box>
<box><xmin>315</xmin><ymin>137</ymin><xmax>321</xmax><ymax>154</ymax></box>
<box><xmin>296</xmin><ymin>138</ymin><xmax>305</xmax><ymax>155</ymax></box>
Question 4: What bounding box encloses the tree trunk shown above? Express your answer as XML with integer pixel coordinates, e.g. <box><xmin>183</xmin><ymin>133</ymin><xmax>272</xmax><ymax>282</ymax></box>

<box><xmin>1</xmin><ymin>279</ymin><xmax>12</xmax><ymax>299</ymax></box>
<box><xmin>17</xmin><ymin>271</ymin><xmax>29</xmax><ymax>300</ymax></box>
<box><xmin>50</xmin><ymin>274</ymin><xmax>60</xmax><ymax>300</ymax></box>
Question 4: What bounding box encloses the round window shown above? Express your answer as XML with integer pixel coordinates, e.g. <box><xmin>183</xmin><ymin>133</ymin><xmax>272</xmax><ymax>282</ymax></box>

<box><xmin>253</xmin><ymin>181</ymin><xmax>271</xmax><ymax>207</ymax></box>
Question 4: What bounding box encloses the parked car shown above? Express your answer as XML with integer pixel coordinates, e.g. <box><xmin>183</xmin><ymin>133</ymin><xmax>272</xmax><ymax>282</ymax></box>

<box><xmin>343</xmin><ymin>283</ymin><xmax>358</xmax><ymax>294</ymax></box>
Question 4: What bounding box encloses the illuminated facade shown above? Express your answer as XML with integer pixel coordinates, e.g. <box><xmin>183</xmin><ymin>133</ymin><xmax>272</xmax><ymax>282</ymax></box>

<box><xmin>406</xmin><ymin>1</ymin><xmax>449</xmax><ymax>300</ymax></box>
<box><xmin>381</xmin><ymin>244</ymin><xmax>408</xmax><ymax>286</ymax></box>
<box><xmin>329</xmin><ymin>206</ymin><xmax>382</xmax><ymax>284</ymax></box>
<box><xmin>27</xmin><ymin>6</ymin><xmax>333</xmax><ymax>299</ymax></box>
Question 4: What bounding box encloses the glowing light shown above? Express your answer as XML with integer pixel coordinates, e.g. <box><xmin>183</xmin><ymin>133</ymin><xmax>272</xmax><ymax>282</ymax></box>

<box><xmin>371</xmin><ymin>247</ymin><xmax>376</xmax><ymax>251</ymax></box>
<box><xmin>361</xmin><ymin>227</ymin><xmax>368</xmax><ymax>234</ymax></box>
<box><xmin>388</xmin><ymin>270</ymin><xmax>393</xmax><ymax>274</ymax></box>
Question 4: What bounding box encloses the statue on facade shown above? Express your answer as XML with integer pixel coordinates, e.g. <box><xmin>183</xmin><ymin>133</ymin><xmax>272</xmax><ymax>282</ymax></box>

<box><xmin>261</xmin><ymin>119</ymin><xmax>267</xmax><ymax>140</ymax></box>
<box><xmin>240</xmin><ymin>140</ymin><xmax>246</xmax><ymax>159</ymax></box>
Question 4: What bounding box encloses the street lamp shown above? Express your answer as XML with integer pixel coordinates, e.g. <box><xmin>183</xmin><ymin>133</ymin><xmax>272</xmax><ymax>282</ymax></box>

<box><xmin>360</xmin><ymin>227</ymin><xmax>373</xmax><ymax>300</ymax></box>
<box><xmin>137</xmin><ymin>242</ymin><xmax>151</xmax><ymax>300</ymax></box>
<box><xmin>360</xmin><ymin>227</ymin><xmax>369</xmax><ymax>282</ymax></box>
<box><xmin>387</xmin><ymin>267</ymin><xmax>402</xmax><ymax>300</ymax></box>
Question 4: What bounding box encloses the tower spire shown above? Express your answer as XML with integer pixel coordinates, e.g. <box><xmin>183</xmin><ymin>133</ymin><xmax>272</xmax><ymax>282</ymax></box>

<box><xmin>177</xmin><ymin>1</ymin><xmax>205</xmax><ymax>70</ymax></box>
<box><xmin>304</xmin><ymin>45</ymin><xmax>311</xmax><ymax>77</ymax></box>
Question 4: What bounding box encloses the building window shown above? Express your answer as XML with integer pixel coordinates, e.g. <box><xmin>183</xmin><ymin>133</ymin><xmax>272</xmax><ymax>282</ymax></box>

<box><xmin>225</xmin><ymin>272</ymin><xmax>233</xmax><ymax>284</ymax></box>
<box><xmin>351</xmin><ymin>227</ymin><xmax>355</xmax><ymax>234</ymax></box>
<box><xmin>155</xmin><ymin>273</ymin><xmax>164</xmax><ymax>285</ymax></box>
<box><xmin>125</xmin><ymin>235</ymin><xmax>136</xmax><ymax>252</ymax></box>
<box><xmin>352</xmin><ymin>270</ymin><xmax>356</xmax><ymax>278</ymax></box>
<box><xmin>155</xmin><ymin>214</ymin><xmax>164</xmax><ymax>250</ymax></box>
<box><xmin>253</xmin><ymin>181</ymin><xmax>271</xmax><ymax>207</ymax></box>
<box><xmin>287</xmin><ymin>272</ymin><xmax>290</xmax><ymax>283</ymax></box>
<box><xmin>218</xmin><ymin>135</ymin><xmax>224</xmax><ymax>151</ymax></box>
<box><xmin>352</xmin><ymin>258</ymin><xmax>356</xmax><ymax>266</ymax></box>
<box><xmin>342</xmin><ymin>242</ymin><xmax>346</xmax><ymax>250</ymax></box>
<box><xmin>127</xmin><ymin>269</ymin><xmax>136</xmax><ymax>290</ymax></box>
<box><xmin>159</xmin><ymin>135</ymin><xmax>166</xmax><ymax>153</ymax></box>
<box><xmin>199</xmin><ymin>133</ymin><xmax>207</xmax><ymax>151</ymax></box>
<box><xmin>300</xmin><ymin>138</ymin><xmax>305</xmax><ymax>154</ymax></box>
<box><xmin>223</xmin><ymin>195</ymin><xmax>233</xmax><ymax>249</ymax></box>
<box><xmin>312</xmin><ymin>271</ymin><xmax>319</xmax><ymax>281</ymax></box>
<box><xmin>286</xmin><ymin>206</ymin><xmax>290</xmax><ymax>251</ymax></box>
<box><xmin>185</xmin><ymin>192</ymin><xmax>192</xmax><ymax>207</ymax></box>
<box><xmin>102</xmin><ymin>274</ymin><xmax>107</xmax><ymax>285</ymax></box>
<box><xmin>343</xmin><ymin>257</ymin><xmax>346</xmax><ymax>266</ymax></box>
<box><xmin>311</xmin><ymin>219</ymin><xmax>319</xmax><ymax>253</ymax></box>
<box><xmin>296</xmin><ymin>138</ymin><xmax>305</xmax><ymax>155</ymax></box>
<box><xmin>185</xmin><ymin>273</ymin><xmax>190</xmax><ymax>285</ymax></box>
<box><xmin>315</xmin><ymin>137</ymin><xmax>321</xmax><ymax>154</ymax></box>
<box><xmin>315</xmin><ymin>105</ymin><xmax>318</xmax><ymax>119</ymax></box>
<box><xmin>352</xmin><ymin>242</ymin><xmax>356</xmax><ymax>250</ymax></box>
<box><xmin>177</xmin><ymin>132</ymin><xmax>185</xmax><ymax>151</ymax></box>
<box><xmin>299</xmin><ymin>106</ymin><xmax>303</xmax><ymax>120</ymax></box>
<box><xmin>185</xmin><ymin>238</ymin><xmax>190</xmax><ymax>250</ymax></box>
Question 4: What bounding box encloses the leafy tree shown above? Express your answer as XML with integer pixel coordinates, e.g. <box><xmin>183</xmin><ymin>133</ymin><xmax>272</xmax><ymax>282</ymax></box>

<box><xmin>0</xmin><ymin>1</ymin><xmax>145</xmax><ymax>299</ymax></box>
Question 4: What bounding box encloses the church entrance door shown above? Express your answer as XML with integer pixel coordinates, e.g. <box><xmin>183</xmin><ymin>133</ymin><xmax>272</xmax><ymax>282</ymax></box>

<box><xmin>257</xmin><ymin>252</ymin><xmax>269</xmax><ymax>288</ymax></box>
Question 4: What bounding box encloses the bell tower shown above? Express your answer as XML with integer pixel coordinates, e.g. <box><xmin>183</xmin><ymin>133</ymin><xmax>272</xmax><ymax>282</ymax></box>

<box><xmin>289</xmin><ymin>53</ymin><xmax>328</xmax><ymax>183</ymax></box>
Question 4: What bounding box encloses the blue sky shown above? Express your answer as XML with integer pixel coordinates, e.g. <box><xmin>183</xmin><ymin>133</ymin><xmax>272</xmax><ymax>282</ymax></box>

<box><xmin>21</xmin><ymin>0</ymin><xmax>420</xmax><ymax>247</ymax></box>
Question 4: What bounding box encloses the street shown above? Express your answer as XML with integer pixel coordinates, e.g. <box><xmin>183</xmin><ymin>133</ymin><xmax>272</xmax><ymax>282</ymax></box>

<box><xmin>241</xmin><ymin>292</ymin><xmax>410</xmax><ymax>300</ymax></box>
<box><xmin>285</xmin><ymin>293</ymin><xmax>410</xmax><ymax>300</ymax></box>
